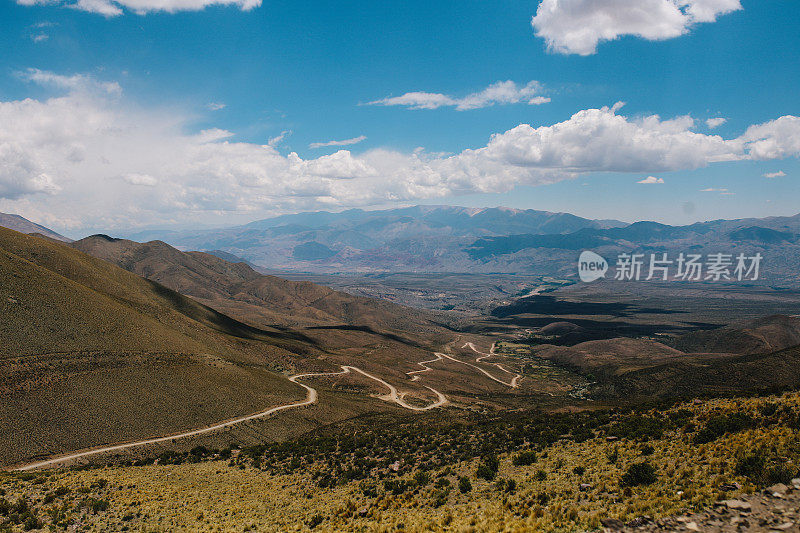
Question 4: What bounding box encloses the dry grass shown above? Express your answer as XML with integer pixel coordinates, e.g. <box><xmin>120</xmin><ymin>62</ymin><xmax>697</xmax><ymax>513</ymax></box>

<box><xmin>3</xmin><ymin>391</ymin><xmax>799</xmax><ymax>532</ymax></box>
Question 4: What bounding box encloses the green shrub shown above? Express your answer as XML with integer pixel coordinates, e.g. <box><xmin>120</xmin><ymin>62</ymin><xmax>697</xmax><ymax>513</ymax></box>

<box><xmin>476</xmin><ymin>454</ymin><xmax>499</xmax><ymax>481</ymax></box>
<box><xmin>413</xmin><ymin>470</ymin><xmax>431</xmax><ymax>487</ymax></box>
<box><xmin>694</xmin><ymin>414</ymin><xmax>754</xmax><ymax>444</ymax></box>
<box><xmin>512</xmin><ymin>450</ymin><xmax>537</xmax><ymax>466</ymax></box>
<box><xmin>621</xmin><ymin>462</ymin><xmax>657</xmax><ymax>486</ymax></box>
<box><xmin>458</xmin><ymin>476</ymin><xmax>472</xmax><ymax>493</ymax></box>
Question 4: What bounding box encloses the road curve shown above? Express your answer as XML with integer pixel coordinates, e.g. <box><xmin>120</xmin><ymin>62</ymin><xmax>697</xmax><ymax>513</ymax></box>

<box><xmin>344</xmin><ymin>365</ymin><xmax>448</xmax><ymax>410</ymax></box>
<box><xmin>441</xmin><ymin>342</ymin><xmax>522</xmax><ymax>388</ymax></box>
<box><xmin>406</xmin><ymin>352</ymin><xmax>446</xmax><ymax>381</ymax></box>
<box><xmin>16</xmin><ymin>368</ymin><xmax>350</xmax><ymax>471</ymax></box>
<box><xmin>15</xmin><ymin>363</ymin><xmax>448</xmax><ymax>471</ymax></box>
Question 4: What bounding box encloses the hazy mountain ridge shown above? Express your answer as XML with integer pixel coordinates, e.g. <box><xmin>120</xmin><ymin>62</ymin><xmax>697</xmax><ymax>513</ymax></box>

<box><xmin>119</xmin><ymin>207</ymin><xmax>800</xmax><ymax>285</ymax></box>
<box><xmin>121</xmin><ymin>205</ymin><xmax>626</xmax><ymax>272</ymax></box>
<box><xmin>0</xmin><ymin>212</ymin><xmax>71</xmax><ymax>242</ymax></box>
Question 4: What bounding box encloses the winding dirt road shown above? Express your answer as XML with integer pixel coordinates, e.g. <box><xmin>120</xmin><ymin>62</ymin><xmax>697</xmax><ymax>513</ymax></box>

<box><xmin>16</xmin><ymin>363</ymin><xmax>448</xmax><ymax>471</ymax></box>
<box><xmin>344</xmin><ymin>365</ymin><xmax>448</xmax><ymax>411</ymax></box>
<box><xmin>440</xmin><ymin>342</ymin><xmax>522</xmax><ymax>388</ymax></box>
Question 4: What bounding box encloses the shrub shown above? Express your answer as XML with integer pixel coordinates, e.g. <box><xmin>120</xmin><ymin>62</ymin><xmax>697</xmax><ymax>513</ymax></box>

<box><xmin>607</xmin><ymin>416</ymin><xmax>666</xmax><ymax>441</ymax></box>
<box><xmin>383</xmin><ymin>479</ymin><xmax>409</xmax><ymax>495</ymax></box>
<box><xmin>476</xmin><ymin>455</ymin><xmax>499</xmax><ymax>481</ymax></box>
<box><xmin>735</xmin><ymin>451</ymin><xmax>794</xmax><ymax>487</ymax></box>
<box><xmin>89</xmin><ymin>499</ymin><xmax>109</xmax><ymax>513</ymax></box>
<box><xmin>512</xmin><ymin>450</ymin><xmax>537</xmax><ymax>466</ymax></box>
<box><xmin>694</xmin><ymin>414</ymin><xmax>754</xmax><ymax>444</ymax></box>
<box><xmin>359</xmin><ymin>480</ymin><xmax>378</xmax><ymax>498</ymax></box>
<box><xmin>307</xmin><ymin>514</ymin><xmax>324</xmax><ymax>528</ymax></box>
<box><xmin>496</xmin><ymin>478</ymin><xmax>517</xmax><ymax>493</ymax></box>
<box><xmin>458</xmin><ymin>476</ymin><xmax>472</xmax><ymax>493</ymax></box>
<box><xmin>413</xmin><ymin>470</ymin><xmax>431</xmax><ymax>487</ymax></box>
<box><xmin>606</xmin><ymin>447</ymin><xmax>619</xmax><ymax>464</ymax></box>
<box><xmin>573</xmin><ymin>466</ymin><xmax>586</xmax><ymax>476</ymax></box>
<box><xmin>640</xmin><ymin>444</ymin><xmax>655</xmax><ymax>456</ymax></box>
<box><xmin>621</xmin><ymin>462</ymin><xmax>657</xmax><ymax>486</ymax></box>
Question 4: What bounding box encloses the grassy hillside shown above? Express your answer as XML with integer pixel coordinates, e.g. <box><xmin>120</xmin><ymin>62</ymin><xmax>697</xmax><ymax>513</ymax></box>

<box><xmin>0</xmin><ymin>227</ymin><xmax>316</xmax><ymax>467</ymax></box>
<box><xmin>3</xmin><ymin>390</ymin><xmax>799</xmax><ymax>531</ymax></box>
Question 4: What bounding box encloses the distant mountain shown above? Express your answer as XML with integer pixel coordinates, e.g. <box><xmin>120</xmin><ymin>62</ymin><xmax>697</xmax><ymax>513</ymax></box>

<box><xmin>118</xmin><ymin>207</ymin><xmax>800</xmax><ymax>285</ymax></box>
<box><xmin>124</xmin><ymin>205</ymin><xmax>626</xmax><ymax>273</ymax></box>
<box><xmin>465</xmin><ymin>214</ymin><xmax>800</xmax><ymax>286</ymax></box>
<box><xmin>0</xmin><ymin>212</ymin><xmax>71</xmax><ymax>242</ymax></box>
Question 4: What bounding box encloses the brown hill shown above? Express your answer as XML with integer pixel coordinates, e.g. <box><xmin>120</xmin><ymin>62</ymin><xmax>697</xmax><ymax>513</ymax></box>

<box><xmin>0</xmin><ymin>212</ymin><xmax>71</xmax><ymax>242</ymax></box>
<box><xmin>0</xmin><ymin>226</ymin><xmax>316</xmax><ymax>467</ymax></box>
<box><xmin>532</xmin><ymin>315</ymin><xmax>800</xmax><ymax>399</ymax></box>
<box><xmin>672</xmin><ymin>315</ymin><xmax>800</xmax><ymax>355</ymax></box>
<box><xmin>70</xmin><ymin>235</ymin><xmax>449</xmax><ymax>343</ymax></box>
<box><xmin>601</xmin><ymin>344</ymin><xmax>800</xmax><ymax>400</ymax></box>
<box><xmin>532</xmin><ymin>337</ymin><xmax>686</xmax><ymax>376</ymax></box>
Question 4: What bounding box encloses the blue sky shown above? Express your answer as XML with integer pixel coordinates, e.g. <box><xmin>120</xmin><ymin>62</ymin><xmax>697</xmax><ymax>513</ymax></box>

<box><xmin>0</xmin><ymin>0</ymin><xmax>798</xmax><ymax>235</ymax></box>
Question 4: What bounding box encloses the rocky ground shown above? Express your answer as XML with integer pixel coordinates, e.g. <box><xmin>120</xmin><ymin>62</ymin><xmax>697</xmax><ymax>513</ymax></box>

<box><xmin>606</xmin><ymin>479</ymin><xmax>800</xmax><ymax>532</ymax></box>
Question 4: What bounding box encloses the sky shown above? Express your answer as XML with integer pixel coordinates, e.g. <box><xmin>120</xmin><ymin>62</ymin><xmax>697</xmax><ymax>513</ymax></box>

<box><xmin>0</xmin><ymin>0</ymin><xmax>798</xmax><ymax>237</ymax></box>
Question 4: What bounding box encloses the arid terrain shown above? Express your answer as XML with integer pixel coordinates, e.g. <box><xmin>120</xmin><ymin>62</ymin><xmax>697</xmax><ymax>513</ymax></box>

<box><xmin>3</xmin><ymin>216</ymin><xmax>800</xmax><ymax>532</ymax></box>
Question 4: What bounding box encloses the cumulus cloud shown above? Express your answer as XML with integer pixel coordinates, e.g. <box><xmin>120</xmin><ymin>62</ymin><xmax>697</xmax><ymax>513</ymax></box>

<box><xmin>638</xmin><ymin>176</ymin><xmax>665</xmax><ymax>184</ymax></box>
<box><xmin>763</xmin><ymin>170</ymin><xmax>786</xmax><ymax>178</ymax></box>
<box><xmin>368</xmin><ymin>81</ymin><xmax>550</xmax><ymax>111</ymax></box>
<box><xmin>531</xmin><ymin>0</ymin><xmax>742</xmax><ymax>55</ymax></box>
<box><xmin>738</xmin><ymin>116</ymin><xmax>800</xmax><ymax>160</ymax></box>
<box><xmin>16</xmin><ymin>0</ymin><xmax>260</xmax><ymax>16</ymax></box>
<box><xmin>2</xmin><ymin>72</ymin><xmax>799</xmax><ymax>231</ymax></box>
<box><xmin>706</xmin><ymin>117</ymin><xmax>727</xmax><ymax>128</ymax></box>
<box><xmin>309</xmin><ymin>135</ymin><xmax>367</xmax><ymax>149</ymax></box>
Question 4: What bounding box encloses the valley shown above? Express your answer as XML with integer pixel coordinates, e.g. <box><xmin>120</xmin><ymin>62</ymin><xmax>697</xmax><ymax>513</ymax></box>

<box><xmin>2</xmin><ymin>214</ymin><xmax>800</xmax><ymax>532</ymax></box>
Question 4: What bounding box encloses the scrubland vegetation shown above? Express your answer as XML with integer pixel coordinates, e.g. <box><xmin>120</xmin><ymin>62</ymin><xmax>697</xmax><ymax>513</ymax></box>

<box><xmin>3</xmin><ymin>391</ymin><xmax>800</xmax><ymax>531</ymax></box>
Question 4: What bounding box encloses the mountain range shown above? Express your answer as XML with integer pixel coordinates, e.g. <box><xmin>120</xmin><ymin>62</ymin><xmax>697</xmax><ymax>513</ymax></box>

<box><xmin>123</xmin><ymin>205</ymin><xmax>625</xmax><ymax>273</ymax></box>
<box><xmin>3</xmin><ymin>208</ymin><xmax>800</xmax><ymax>286</ymax></box>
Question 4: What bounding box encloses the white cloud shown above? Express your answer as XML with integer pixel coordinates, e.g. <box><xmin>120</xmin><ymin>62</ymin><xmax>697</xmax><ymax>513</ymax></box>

<box><xmin>701</xmin><ymin>187</ymin><xmax>728</xmax><ymax>192</ymax></box>
<box><xmin>31</xmin><ymin>33</ymin><xmax>49</xmax><ymax>42</ymax></box>
<box><xmin>18</xmin><ymin>68</ymin><xmax>121</xmax><ymax>95</ymax></box>
<box><xmin>267</xmin><ymin>130</ymin><xmax>290</xmax><ymax>148</ymax></box>
<box><xmin>309</xmin><ymin>135</ymin><xmax>367</xmax><ymax>149</ymax></box>
<box><xmin>738</xmin><ymin>115</ymin><xmax>800</xmax><ymax>160</ymax></box>
<box><xmin>16</xmin><ymin>0</ymin><xmax>260</xmax><ymax>16</ymax></box>
<box><xmin>122</xmin><ymin>173</ymin><xmax>158</xmax><ymax>186</ymax></box>
<box><xmin>638</xmin><ymin>176</ymin><xmax>664</xmax><ymax>184</ymax></box>
<box><xmin>2</xmin><ymin>72</ymin><xmax>799</xmax><ymax>231</ymax></box>
<box><xmin>763</xmin><ymin>170</ymin><xmax>786</xmax><ymax>178</ymax></box>
<box><xmin>706</xmin><ymin>117</ymin><xmax>727</xmax><ymax>128</ymax></box>
<box><xmin>206</xmin><ymin>102</ymin><xmax>226</xmax><ymax>111</ymax></box>
<box><xmin>531</xmin><ymin>0</ymin><xmax>742</xmax><ymax>55</ymax></box>
<box><xmin>368</xmin><ymin>81</ymin><xmax>550</xmax><ymax>111</ymax></box>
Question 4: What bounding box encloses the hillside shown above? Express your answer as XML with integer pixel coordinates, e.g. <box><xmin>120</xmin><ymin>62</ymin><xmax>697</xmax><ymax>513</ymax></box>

<box><xmin>4</xmin><ymin>389</ymin><xmax>800</xmax><ymax>531</ymax></box>
<box><xmin>0</xmin><ymin>212</ymin><xmax>71</xmax><ymax>242</ymax></box>
<box><xmin>0</xmin><ymin>226</ymin><xmax>317</xmax><ymax>467</ymax></box>
<box><xmin>70</xmin><ymin>234</ymin><xmax>450</xmax><ymax>339</ymax></box>
<box><xmin>530</xmin><ymin>315</ymin><xmax>800</xmax><ymax>400</ymax></box>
